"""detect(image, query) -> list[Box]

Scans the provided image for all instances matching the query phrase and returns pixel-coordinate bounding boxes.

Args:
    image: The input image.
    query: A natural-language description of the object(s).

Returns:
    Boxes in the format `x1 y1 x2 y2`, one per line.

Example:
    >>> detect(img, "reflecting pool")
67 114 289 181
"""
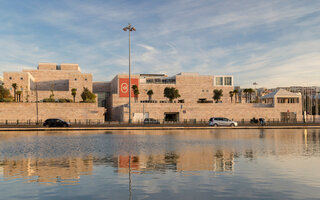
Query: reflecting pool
1 129 320 199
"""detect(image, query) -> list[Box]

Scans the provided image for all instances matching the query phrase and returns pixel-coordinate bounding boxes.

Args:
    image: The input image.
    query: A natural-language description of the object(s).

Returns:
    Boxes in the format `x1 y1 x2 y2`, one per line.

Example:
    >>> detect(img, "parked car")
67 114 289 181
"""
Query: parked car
43 118 70 127
144 118 160 124
209 117 238 127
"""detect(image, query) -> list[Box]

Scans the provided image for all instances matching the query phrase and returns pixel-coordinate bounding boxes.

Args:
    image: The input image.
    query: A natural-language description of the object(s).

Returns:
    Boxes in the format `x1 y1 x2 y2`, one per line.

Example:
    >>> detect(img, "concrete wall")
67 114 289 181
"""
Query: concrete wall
0 103 105 123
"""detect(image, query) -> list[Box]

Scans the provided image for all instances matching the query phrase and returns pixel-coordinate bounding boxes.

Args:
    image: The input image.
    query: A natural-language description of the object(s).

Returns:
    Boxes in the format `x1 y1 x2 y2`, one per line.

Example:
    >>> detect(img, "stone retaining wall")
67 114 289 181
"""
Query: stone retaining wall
0 103 105 123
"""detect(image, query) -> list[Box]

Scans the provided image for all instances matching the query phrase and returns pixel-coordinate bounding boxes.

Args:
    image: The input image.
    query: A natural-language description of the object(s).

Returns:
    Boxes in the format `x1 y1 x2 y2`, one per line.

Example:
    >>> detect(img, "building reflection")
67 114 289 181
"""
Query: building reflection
116 149 235 174
1 129 320 185
1 157 93 185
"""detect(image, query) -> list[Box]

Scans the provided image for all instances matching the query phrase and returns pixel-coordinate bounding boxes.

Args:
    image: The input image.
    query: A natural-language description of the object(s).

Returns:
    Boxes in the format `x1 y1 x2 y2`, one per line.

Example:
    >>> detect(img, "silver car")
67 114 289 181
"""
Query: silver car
209 117 238 127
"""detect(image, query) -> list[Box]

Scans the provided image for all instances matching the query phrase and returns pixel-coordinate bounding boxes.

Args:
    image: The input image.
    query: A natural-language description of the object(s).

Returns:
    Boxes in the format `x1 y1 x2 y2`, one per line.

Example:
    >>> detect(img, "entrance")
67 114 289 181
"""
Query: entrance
164 112 179 122
280 112 297 122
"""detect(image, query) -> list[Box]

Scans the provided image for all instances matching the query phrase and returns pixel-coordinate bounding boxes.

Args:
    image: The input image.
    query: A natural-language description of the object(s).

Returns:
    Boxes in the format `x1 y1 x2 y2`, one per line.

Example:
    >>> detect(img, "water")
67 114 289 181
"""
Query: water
0 129 320 199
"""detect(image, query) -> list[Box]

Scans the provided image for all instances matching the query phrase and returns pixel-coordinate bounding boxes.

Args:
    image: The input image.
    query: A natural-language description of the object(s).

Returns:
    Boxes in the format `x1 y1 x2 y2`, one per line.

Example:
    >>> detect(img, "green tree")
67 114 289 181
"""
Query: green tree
0 85 13 102
147 89 154 101
164 87 180 102
213 89 223 103
132 85 139 102
243 89 249 103
71 88 77 102
50 83 55 99
233 89 239 103
81 87 96 103
247 88 254 103
229 91 234 103
12 83 17 102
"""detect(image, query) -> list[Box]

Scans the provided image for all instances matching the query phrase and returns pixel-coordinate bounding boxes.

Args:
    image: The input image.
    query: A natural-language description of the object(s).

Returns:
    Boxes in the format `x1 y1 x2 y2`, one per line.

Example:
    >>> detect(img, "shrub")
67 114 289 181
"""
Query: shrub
58 98 72 103
81 87 96 103
0 85 13 102
43 98 55 102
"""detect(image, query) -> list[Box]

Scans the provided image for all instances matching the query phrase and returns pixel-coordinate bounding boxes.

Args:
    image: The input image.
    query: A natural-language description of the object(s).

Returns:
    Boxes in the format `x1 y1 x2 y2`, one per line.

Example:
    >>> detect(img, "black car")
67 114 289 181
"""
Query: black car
43 118 70 127
144 118 160 124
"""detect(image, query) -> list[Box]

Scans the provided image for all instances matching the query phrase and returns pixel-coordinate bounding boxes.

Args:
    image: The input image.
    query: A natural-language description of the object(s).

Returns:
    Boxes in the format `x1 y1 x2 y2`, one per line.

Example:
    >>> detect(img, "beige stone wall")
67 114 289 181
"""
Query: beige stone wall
118 102 302 122
0 103 105 123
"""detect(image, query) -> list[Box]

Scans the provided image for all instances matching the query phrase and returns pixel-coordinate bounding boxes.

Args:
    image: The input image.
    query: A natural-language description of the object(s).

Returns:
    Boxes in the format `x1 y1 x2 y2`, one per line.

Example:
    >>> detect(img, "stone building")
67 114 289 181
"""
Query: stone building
93 73 302 122
3 63 92 102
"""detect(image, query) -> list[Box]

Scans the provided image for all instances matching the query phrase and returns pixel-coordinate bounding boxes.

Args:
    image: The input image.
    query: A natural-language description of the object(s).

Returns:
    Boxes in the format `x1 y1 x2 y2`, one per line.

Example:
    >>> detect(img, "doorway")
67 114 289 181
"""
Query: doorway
164 112 179 122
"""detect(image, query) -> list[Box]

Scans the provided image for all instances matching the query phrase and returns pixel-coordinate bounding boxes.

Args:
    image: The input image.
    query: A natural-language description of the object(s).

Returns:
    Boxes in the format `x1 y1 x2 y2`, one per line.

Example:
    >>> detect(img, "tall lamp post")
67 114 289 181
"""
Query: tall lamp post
123 23 136 123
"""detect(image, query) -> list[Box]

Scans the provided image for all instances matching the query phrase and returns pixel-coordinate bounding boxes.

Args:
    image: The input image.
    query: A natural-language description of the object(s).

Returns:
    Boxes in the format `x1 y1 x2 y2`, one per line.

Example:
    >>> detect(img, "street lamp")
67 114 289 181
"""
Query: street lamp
123 23 136 123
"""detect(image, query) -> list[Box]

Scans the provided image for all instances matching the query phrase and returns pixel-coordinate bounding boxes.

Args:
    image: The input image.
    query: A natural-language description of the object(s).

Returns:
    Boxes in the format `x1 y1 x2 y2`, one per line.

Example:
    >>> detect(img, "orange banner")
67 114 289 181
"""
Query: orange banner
119 78 139 97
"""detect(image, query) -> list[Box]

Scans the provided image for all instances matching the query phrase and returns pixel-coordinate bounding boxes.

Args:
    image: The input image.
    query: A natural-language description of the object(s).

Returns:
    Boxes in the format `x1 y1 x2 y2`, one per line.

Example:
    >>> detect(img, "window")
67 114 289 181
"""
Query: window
75 78 77 81
20 77 23 80
56 65 61 70
85 78 87 81
224 77 232 86
9 77 12 80
216 77 223 85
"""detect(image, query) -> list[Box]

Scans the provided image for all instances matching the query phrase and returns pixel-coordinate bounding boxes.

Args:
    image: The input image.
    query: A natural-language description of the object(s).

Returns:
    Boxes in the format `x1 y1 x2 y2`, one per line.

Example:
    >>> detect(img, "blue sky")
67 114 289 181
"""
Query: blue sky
0 0 319 87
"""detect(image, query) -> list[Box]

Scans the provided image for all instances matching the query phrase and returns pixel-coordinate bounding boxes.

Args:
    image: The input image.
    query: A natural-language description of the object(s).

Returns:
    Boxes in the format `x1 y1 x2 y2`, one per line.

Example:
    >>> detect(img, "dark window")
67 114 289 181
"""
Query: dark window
9 77 12 80
20 77 23 80
75 78 77 81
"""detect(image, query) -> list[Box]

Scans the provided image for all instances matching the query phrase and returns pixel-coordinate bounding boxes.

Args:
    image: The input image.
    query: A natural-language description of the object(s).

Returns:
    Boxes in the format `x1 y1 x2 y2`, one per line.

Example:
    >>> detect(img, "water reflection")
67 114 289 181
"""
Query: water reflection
1 157 93 185
0 129 320 199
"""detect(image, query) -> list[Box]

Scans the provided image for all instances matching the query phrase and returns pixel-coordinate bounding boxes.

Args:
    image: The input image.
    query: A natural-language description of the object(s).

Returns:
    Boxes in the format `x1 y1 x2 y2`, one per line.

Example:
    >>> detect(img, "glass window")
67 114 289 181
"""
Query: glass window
216 77 223 85
224 77 232 85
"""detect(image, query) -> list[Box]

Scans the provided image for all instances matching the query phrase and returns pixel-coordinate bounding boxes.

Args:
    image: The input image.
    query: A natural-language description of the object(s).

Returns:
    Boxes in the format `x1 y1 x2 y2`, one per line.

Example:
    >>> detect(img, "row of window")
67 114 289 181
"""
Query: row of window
9 77 24 80
74 78 88 81
8 77 88 81
215 77 232 86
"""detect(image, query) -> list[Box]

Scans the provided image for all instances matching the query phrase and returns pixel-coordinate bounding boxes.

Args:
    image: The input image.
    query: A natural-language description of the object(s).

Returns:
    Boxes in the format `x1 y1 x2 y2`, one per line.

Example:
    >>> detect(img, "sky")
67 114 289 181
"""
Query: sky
0 0 319 88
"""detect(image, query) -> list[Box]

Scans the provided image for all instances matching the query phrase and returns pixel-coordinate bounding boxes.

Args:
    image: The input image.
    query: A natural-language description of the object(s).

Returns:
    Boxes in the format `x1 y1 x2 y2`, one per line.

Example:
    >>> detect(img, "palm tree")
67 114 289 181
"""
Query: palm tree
16 91 22 102
247 88 254 103
71 88 77 102
243 89 249 103
233 89 239 103
132 85 139 102
12 83 17 102
147 89 153 101
229 91 234 103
